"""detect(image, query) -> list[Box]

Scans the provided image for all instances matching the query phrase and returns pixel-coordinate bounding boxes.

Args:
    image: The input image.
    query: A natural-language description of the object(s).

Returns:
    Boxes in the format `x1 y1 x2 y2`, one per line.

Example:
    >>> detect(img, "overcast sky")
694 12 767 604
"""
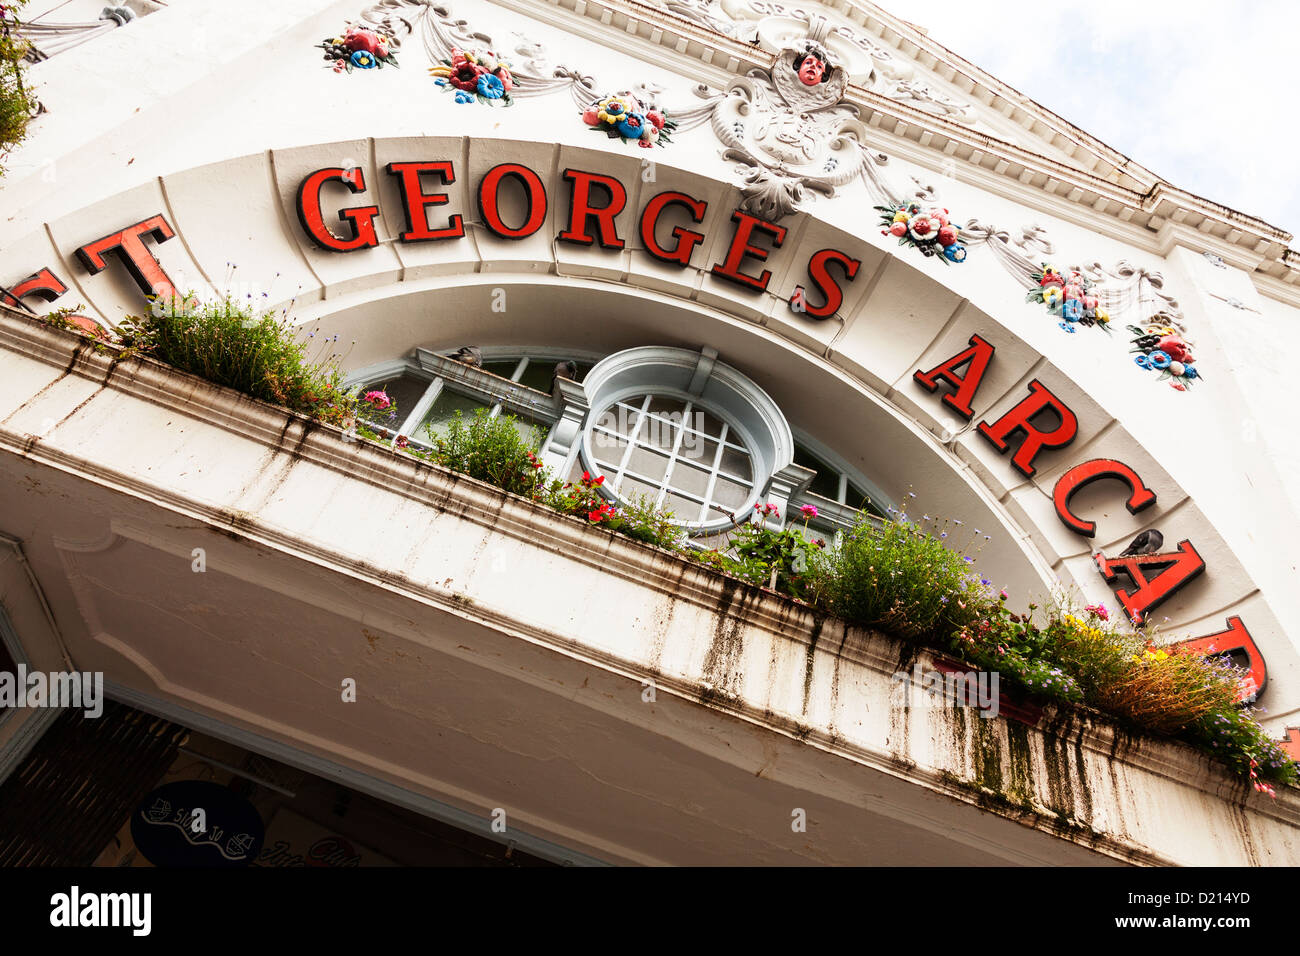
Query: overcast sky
890 0 1300 239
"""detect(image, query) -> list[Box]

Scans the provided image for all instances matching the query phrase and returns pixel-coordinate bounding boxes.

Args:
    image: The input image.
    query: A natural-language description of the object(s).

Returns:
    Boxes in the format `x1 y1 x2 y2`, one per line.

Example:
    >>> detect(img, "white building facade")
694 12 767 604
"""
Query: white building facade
1 0 1300 864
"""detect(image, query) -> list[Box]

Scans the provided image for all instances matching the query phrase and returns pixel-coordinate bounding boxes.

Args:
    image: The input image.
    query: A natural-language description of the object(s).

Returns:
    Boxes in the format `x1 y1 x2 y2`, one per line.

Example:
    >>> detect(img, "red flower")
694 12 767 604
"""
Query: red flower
450 61 486 91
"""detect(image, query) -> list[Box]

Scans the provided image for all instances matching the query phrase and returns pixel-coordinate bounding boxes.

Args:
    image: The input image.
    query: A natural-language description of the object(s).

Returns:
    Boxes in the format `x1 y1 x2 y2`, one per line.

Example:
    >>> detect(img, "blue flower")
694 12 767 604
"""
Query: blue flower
1134 354 1151 369
1058 322 1076 334
943 244 967 263
616 112 646 139
1148 349 1172 369
351 50 377 69
454 90 474 104
434 78 447 87
1184 365 1199 379
477 73 505 99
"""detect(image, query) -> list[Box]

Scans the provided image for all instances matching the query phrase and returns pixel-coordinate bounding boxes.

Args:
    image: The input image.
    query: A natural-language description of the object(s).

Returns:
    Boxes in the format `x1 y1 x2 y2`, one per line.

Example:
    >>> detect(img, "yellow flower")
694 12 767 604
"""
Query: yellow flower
893 211 909 223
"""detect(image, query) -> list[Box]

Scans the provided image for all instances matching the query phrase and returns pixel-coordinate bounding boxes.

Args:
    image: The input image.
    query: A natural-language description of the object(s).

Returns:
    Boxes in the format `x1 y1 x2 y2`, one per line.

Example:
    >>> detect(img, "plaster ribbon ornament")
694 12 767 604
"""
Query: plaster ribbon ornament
959 219 1043 287
711 28 872 220
355 0 718 125
1083 260 1188 333
648 0 979 124
582 93 677 148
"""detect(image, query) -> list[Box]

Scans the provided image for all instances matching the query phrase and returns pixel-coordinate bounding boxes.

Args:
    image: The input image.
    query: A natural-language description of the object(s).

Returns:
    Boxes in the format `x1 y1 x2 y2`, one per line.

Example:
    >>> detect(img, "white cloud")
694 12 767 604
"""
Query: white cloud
884 0 1300 237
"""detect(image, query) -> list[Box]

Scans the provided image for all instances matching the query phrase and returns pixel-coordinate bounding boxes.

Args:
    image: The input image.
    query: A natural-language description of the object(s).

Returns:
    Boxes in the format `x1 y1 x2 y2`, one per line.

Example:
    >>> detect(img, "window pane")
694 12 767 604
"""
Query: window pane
639 415 680 451
713 475 752 509
421 390 492 438
516 360 559 394
618 475 660 501
481 360 520 379
661 492 704 524
591 430 629 458
647 395 687 417
691 408 726 438
590 394 754 532
671 462 711 497
718 445 751 480
794 443 840 500
676 435 717 470
846 481 884 515
624 445 670 483
358 372 429 430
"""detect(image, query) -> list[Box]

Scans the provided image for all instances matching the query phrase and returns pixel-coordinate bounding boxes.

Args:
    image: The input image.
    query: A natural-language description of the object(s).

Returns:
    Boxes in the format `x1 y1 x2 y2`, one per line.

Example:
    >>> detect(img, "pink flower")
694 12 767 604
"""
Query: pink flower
363 390 392 410
1084 603 1110 621
800 505 819 519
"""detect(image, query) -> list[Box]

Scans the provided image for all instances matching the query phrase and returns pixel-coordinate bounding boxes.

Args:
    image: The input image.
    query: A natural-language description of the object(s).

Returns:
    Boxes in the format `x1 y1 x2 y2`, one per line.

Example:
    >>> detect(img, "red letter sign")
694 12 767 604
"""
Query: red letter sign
977 380 1078 478
710 211 787 291
557 169 626 249
75 215 180 301
1173 616 1267 702
1052 459 1157 537
2 267 68 312
477 163 548 240
913 335 995 420
296 168 381 252
639 191 707 267
385 161 464 243
790 249 860 319
1094 539 1206 625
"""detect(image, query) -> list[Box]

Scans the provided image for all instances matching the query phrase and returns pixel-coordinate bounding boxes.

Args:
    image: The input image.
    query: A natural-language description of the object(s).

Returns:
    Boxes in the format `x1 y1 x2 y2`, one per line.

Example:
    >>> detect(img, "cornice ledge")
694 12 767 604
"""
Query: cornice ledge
526 0 1300 300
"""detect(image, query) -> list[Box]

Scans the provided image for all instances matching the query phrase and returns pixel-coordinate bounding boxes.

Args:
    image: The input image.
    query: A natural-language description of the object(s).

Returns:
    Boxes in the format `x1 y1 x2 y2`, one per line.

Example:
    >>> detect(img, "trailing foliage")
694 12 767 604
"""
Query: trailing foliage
543 468 686 551
0 2 35 172
118 295 357 426
425 408 548 498
807 512 988 643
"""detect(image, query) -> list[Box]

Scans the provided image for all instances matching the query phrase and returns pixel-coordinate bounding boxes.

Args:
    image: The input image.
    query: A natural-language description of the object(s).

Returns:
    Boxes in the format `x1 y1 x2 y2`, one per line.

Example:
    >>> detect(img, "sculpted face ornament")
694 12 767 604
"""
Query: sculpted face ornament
796 50 827 86
710 36 868 220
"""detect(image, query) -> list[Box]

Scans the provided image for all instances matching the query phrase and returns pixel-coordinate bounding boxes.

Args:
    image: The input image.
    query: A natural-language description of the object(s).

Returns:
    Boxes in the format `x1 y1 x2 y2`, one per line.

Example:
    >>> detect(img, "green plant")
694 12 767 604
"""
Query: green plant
0 3 35 172
714 503 821 598
808 510 987 643
117 295 357 426
425 408 547 498
543 469 686 550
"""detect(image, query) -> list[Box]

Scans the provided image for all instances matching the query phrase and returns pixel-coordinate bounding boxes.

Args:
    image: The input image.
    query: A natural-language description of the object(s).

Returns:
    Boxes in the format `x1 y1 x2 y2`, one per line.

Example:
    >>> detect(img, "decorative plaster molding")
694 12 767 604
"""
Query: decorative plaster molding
493 0 1299 300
